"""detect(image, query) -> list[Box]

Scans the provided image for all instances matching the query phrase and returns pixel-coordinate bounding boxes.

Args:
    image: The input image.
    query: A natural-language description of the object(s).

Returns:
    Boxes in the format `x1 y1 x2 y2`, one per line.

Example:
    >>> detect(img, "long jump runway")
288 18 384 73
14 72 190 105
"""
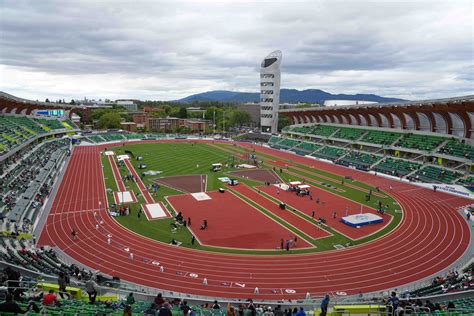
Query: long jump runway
38 142 471 300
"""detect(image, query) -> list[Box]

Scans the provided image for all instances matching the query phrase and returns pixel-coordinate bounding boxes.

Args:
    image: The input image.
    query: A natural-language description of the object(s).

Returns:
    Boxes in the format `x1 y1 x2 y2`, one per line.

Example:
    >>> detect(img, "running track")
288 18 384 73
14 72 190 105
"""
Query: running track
38 141 472 300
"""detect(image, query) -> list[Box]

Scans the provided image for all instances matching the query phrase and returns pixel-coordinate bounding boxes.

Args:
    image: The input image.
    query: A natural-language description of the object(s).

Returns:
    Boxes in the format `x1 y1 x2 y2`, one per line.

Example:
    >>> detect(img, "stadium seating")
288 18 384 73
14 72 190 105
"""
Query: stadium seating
412 166 463 184
0 116 27 153
456 176 474 186
397 134 446 152
5 116 46 135
337 151 382 170
287 125 313 134
101 134 126 142
311 146 348 160
332 127 367 141
360 130 402 145
307 125 339 137
292 141 323 155
438 140 474 160
1 139 70 224
268 136 282 146
0 115 74 155
34 118 66 131
374 158 422 177
272 138 300 150
85 133 169 143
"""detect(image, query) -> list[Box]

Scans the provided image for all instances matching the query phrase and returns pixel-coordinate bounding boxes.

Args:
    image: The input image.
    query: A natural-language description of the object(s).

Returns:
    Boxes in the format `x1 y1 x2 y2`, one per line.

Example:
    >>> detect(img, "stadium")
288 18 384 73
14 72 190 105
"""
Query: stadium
1 0 473 314
0 87 473 315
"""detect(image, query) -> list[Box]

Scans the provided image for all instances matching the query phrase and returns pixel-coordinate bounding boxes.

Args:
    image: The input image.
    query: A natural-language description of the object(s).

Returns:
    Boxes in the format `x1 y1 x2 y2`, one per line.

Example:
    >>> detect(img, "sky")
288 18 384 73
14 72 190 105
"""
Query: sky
0 0 473 101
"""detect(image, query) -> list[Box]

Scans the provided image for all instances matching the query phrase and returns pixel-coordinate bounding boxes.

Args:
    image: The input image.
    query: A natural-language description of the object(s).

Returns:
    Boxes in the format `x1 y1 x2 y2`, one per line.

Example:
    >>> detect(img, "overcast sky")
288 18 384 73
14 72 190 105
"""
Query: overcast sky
0 0 473 101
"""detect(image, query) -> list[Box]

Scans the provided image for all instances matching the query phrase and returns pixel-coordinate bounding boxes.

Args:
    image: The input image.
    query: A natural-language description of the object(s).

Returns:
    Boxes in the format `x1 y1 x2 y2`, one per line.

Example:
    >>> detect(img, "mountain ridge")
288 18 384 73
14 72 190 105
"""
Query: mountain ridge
176 89 406 104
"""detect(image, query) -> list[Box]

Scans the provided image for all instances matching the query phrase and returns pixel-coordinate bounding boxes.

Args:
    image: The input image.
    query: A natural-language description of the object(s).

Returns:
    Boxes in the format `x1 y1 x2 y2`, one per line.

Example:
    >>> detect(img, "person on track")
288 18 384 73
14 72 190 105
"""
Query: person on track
71 229 77 241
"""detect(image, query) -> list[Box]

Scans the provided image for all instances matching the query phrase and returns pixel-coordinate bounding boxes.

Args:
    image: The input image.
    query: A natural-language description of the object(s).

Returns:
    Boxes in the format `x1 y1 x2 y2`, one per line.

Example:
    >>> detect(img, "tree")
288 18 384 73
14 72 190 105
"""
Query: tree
161 104 171 116
45 98 50 103
178 107 188 118
97 112 121 129
70 99 76 105
278 115 292 131
229 109 252 128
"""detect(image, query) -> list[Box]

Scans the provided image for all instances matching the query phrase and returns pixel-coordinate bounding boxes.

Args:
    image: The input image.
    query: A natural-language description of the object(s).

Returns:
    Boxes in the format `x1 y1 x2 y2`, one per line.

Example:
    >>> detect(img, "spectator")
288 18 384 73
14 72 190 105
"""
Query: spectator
57 271 70 299
159 302 173 316
387 292 399 316
264 306 274 316
212 300 221 309
274 305 284 316
123 304 132 316
181 300 190 316
85 278 98 304
42 289 58 306
154 293 165 307
126 292 135 305
144 303 158 316
320 294 330 316
295 307 306 316
0 293 26 314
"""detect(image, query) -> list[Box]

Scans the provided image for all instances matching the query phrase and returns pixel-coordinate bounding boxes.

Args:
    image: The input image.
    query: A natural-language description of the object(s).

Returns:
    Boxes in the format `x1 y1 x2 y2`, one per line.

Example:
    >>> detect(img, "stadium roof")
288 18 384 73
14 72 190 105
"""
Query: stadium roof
279 95 474 112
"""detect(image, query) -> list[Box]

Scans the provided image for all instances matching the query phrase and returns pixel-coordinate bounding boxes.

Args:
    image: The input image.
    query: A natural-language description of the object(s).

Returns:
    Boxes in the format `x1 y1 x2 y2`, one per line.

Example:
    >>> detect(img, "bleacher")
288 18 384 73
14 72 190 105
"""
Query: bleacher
307 125 339 137
34 118 66 131
311 146 348 161
412 166 463 184
337 151 382 170
456 176 474 186
332 127 367 141
101 134 126 142
6 116 46 135
0 116 26 153
438 140 474 160
360 130 402 145
287 125 313 134
397 134 446 152
0 115 74 155
273 138 300 150
374 158 422 177
1 139 70 223
268 136 282 147
292 141 323 155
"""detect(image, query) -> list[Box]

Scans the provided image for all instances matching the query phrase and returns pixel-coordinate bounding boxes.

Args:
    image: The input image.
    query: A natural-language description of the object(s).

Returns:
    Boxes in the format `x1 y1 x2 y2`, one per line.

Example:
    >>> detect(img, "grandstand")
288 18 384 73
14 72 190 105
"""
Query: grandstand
0 114 78 158
276 122 472 184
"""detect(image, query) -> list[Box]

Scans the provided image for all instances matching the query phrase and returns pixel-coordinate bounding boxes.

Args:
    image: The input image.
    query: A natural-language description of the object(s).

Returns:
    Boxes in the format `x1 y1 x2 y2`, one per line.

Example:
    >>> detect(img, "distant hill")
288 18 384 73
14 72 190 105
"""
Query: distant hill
176 89 406 104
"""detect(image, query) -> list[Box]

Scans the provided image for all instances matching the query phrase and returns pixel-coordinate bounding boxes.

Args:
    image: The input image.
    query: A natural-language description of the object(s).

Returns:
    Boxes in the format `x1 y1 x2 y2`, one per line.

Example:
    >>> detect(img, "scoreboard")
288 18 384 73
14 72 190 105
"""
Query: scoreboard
35 109 65 117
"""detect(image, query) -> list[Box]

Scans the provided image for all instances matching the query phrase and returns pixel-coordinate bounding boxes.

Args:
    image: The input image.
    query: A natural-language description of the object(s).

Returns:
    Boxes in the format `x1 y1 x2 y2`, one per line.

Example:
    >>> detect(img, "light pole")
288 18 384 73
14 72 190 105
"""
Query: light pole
222 110 225 137
202 111 205 135
213 111 216 134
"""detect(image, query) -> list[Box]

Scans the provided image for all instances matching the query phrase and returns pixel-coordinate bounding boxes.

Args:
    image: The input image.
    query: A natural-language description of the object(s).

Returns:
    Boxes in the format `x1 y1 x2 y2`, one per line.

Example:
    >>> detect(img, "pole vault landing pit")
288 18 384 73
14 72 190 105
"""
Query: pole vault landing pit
153 175 207 193
228 169 281 184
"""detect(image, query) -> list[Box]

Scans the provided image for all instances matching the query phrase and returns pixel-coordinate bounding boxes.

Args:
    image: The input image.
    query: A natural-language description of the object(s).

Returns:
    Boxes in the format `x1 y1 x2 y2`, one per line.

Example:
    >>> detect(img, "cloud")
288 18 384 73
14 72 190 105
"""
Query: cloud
0 0 472 101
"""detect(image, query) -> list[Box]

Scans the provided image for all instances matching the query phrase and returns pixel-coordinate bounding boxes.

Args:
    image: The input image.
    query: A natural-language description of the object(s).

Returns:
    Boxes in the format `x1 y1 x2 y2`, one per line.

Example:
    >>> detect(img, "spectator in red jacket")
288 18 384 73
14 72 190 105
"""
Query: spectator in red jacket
42 290 58 306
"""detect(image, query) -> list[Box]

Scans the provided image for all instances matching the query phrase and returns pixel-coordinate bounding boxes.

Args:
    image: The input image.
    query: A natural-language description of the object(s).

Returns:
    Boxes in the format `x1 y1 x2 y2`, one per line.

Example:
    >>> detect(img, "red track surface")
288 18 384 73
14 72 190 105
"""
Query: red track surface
230 184 331 240
39 142 472 300
108 155 126 192
167 191 312 249
258 184 391 240
124 159 154 204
